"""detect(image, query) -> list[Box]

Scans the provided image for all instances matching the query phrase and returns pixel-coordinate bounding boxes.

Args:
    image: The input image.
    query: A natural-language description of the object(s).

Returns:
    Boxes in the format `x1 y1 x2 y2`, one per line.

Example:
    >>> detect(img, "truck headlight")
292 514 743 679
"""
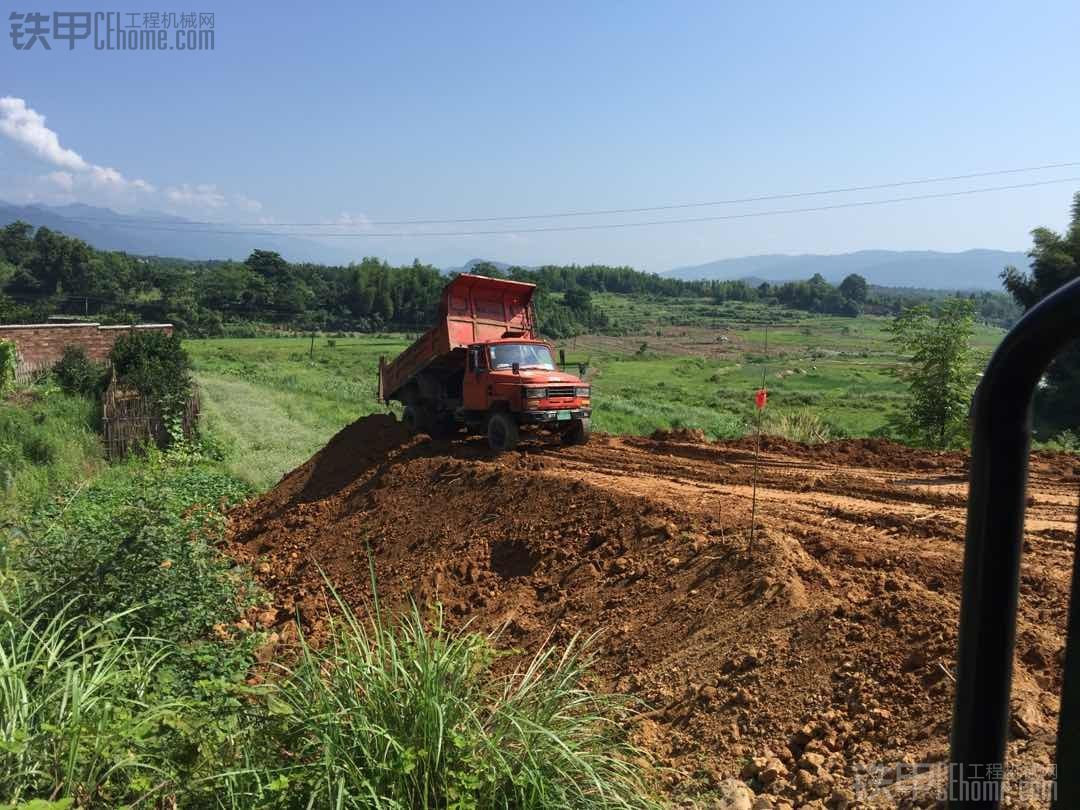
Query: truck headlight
525 387 546 399
575 386 590 397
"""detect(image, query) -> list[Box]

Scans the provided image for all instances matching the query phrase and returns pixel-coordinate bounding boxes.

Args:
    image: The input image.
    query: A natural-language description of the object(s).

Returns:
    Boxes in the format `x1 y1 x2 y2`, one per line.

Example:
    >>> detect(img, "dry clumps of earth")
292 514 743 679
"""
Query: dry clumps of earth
226 414 1078 808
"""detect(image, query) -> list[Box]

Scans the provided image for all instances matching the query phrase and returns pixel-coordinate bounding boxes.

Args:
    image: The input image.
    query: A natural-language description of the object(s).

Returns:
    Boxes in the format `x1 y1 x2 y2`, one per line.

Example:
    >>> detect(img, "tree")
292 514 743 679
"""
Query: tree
0 221 34 266
889 298 977 448
470 261 505 278
839 273 868 305
110 331 192 404
562 287 593 312
1001 191 1080 433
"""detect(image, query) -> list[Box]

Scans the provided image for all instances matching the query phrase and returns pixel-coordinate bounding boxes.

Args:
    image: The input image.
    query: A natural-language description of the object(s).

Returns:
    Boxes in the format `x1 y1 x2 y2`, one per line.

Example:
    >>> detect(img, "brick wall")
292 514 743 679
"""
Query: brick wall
0 322 174 376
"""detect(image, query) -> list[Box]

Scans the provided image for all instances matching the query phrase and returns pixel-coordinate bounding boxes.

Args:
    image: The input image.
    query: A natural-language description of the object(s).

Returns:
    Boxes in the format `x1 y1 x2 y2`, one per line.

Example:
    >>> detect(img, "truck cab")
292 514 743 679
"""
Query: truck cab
464 339 591 448
378 274 592 451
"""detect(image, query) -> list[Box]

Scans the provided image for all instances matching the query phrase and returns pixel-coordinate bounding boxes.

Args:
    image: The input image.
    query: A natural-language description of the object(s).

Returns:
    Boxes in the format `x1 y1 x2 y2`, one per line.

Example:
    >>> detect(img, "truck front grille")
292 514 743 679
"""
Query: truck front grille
546 386 575 398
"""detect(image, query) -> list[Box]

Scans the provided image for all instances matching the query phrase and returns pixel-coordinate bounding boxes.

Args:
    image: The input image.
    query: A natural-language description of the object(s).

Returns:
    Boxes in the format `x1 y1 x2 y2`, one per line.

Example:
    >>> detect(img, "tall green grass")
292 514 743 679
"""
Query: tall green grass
0 585 192 806
217 594 659 810
2 580 661 808
0 387 102 522
763 409 834 443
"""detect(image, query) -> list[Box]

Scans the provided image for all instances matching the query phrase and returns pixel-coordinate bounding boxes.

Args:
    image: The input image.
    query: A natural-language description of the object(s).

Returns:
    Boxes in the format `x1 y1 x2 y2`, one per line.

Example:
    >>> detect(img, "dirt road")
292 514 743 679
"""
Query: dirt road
227 416 1079 808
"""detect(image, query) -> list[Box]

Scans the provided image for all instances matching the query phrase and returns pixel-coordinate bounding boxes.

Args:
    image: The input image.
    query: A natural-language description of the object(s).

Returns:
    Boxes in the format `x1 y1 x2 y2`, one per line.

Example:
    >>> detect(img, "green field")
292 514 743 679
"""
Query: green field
187 313 1006 487
188 335 410 488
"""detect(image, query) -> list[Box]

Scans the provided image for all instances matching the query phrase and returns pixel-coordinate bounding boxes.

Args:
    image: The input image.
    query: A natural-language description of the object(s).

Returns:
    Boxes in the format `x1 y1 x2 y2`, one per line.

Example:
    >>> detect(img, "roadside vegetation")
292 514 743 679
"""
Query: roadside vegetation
887 299 978 448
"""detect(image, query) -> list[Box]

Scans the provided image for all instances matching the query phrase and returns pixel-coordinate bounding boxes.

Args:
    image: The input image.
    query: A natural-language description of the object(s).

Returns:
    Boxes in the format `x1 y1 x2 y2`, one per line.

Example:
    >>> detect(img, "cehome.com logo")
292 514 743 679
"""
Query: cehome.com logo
10 11 215 51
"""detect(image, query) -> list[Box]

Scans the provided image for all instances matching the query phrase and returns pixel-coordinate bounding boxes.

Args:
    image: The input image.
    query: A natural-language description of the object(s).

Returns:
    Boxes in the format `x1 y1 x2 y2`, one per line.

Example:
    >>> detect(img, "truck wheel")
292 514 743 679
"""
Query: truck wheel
486 412 519 451
562 417 591 445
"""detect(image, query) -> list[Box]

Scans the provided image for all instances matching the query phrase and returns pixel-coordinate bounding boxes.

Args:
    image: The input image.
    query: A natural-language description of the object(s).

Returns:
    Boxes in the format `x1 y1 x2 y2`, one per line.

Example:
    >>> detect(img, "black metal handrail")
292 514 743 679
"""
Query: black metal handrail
949 275 1080 808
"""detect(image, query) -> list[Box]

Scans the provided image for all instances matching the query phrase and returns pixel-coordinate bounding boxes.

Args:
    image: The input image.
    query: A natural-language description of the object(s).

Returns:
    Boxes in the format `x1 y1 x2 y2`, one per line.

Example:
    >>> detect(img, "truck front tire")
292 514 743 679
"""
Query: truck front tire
562 417 591 445
487 412 519 451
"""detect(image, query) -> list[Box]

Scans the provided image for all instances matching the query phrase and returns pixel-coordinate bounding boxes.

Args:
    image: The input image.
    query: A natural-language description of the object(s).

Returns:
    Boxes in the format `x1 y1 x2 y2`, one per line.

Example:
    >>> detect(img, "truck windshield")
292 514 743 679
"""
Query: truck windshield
489 343 555 370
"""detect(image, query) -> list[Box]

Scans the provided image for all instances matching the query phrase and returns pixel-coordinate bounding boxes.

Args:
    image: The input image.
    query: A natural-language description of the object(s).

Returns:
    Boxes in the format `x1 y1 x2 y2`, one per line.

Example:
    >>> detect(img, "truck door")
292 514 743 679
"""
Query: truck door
463 345 489 411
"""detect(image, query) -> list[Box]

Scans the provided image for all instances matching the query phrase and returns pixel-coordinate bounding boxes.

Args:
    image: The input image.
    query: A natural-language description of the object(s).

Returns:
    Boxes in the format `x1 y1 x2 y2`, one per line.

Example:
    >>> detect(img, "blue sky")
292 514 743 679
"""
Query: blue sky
2 0 1079 270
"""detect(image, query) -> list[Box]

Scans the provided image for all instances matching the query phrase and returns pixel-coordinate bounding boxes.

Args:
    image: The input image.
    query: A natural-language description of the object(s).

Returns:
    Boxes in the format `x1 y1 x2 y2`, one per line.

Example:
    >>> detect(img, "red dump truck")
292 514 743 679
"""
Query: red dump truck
378 274 591 451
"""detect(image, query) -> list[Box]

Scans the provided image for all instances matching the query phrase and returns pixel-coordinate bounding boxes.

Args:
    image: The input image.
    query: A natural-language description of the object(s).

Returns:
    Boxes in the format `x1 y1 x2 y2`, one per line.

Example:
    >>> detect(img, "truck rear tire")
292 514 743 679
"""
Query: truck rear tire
487 412 519 451
562 417 591 445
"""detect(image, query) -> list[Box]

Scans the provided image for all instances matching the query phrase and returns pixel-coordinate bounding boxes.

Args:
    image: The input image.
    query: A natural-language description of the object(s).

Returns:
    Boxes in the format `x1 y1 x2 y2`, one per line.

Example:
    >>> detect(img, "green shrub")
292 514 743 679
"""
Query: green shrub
109 331 192 405
13 462 252 641
217 594 659 810
0 339 16 396
1042 429 1080 452
52 345 106 399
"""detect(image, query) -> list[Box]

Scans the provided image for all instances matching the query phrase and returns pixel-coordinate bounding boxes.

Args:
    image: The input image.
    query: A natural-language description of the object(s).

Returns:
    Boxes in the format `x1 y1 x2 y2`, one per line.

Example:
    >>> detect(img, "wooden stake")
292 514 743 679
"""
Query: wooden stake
749 323 769 554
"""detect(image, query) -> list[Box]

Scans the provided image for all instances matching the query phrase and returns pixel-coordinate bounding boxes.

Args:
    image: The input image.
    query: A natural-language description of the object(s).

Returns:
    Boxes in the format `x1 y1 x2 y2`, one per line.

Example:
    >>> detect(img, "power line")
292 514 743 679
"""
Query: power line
49 176 1080 238
39 161 1080 228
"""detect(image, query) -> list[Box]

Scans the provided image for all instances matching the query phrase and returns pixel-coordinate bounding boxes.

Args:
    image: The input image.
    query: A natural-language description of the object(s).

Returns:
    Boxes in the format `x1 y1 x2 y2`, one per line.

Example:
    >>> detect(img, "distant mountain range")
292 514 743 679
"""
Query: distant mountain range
664 249 1028 290
0 202 1028 290
0 201 360 265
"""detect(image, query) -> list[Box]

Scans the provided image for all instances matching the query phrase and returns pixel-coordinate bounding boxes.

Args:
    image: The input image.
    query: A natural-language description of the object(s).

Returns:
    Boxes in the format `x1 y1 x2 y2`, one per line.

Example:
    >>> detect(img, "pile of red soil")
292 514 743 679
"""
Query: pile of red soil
226 415 1076 808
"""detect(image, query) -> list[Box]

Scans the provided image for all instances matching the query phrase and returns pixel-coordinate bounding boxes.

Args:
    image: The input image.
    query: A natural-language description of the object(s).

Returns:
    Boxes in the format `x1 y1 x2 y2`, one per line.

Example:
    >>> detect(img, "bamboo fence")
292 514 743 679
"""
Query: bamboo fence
101 378 200 459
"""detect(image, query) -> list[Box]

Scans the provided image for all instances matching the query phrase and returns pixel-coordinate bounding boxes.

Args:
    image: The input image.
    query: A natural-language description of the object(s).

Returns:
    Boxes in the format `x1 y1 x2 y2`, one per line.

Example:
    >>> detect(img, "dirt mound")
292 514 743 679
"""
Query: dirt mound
227 417 1077 806
650 426 709 444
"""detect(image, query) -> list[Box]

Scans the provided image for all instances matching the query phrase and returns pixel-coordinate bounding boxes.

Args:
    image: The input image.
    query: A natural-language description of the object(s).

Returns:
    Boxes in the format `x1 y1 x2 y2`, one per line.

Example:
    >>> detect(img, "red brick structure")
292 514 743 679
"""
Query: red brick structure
0 322 173 380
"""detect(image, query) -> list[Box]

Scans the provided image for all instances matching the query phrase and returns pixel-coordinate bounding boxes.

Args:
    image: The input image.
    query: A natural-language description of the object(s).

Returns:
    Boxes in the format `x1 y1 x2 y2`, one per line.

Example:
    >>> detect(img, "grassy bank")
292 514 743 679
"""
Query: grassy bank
0 387 102 523
189 336 408 488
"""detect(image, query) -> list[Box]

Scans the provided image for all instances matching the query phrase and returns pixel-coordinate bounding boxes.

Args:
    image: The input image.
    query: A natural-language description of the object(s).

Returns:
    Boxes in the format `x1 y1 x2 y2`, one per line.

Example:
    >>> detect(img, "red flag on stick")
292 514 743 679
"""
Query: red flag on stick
755 388 768 410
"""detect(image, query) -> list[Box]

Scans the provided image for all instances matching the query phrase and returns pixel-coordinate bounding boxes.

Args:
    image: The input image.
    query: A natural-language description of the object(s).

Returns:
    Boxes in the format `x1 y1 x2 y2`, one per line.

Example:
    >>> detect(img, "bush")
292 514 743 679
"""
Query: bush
109 331 192 405
0 339 16 396
216 595 659 809
1042 429 1080 452
13 462 252 641
52 345 106 399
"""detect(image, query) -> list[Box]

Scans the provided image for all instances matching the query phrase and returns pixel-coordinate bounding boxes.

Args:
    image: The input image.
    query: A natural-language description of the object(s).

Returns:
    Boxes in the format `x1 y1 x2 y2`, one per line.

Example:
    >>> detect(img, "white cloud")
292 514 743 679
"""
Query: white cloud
164 183 227 208
88 165 124 186
46 170 74 191
234 193 263 212
0 96 154 196
0 97 87 171
0 97 266 217
331 211 372 229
